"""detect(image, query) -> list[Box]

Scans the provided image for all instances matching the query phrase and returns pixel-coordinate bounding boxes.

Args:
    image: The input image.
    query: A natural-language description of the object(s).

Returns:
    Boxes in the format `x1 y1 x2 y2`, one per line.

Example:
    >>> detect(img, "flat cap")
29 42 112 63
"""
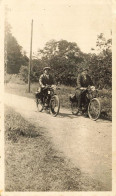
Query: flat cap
43 67 51 71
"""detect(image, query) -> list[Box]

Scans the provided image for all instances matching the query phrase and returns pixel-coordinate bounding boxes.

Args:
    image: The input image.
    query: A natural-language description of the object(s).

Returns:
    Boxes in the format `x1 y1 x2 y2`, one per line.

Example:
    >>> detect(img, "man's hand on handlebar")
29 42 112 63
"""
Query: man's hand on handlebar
44 84 51 89
80 87 87 90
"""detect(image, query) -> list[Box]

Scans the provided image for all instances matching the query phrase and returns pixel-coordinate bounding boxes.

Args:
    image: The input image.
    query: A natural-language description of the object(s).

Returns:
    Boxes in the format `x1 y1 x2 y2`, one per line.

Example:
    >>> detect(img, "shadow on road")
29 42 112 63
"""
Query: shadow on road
58 112 111 123
58 112 79 119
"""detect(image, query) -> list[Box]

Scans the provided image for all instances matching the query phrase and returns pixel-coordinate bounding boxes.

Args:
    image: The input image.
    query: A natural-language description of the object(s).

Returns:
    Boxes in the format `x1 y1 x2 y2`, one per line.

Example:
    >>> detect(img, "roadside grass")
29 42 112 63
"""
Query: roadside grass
5 106 104 191
98 89 112 121
5 78 112 121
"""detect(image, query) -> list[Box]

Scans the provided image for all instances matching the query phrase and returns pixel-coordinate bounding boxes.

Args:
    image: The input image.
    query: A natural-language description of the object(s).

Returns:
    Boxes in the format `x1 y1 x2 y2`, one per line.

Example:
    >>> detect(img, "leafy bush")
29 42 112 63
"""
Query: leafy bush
19 59 42 83
19 66 28 83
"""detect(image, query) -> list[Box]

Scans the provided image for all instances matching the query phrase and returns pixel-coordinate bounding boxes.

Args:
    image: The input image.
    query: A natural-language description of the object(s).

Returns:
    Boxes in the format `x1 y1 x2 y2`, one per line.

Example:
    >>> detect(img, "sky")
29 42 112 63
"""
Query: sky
5 0 112 56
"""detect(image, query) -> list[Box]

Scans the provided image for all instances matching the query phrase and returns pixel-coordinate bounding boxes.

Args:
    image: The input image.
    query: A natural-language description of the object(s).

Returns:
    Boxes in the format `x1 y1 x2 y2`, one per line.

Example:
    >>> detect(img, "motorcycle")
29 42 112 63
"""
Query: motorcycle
35 85 60 117
69 86 101 120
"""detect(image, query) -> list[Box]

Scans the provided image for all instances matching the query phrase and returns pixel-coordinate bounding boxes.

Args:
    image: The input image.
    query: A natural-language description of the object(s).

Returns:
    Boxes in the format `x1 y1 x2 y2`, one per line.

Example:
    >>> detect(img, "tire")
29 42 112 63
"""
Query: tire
50 95 60 117
36 98 43 112
88 98 101 120
71 102 79 115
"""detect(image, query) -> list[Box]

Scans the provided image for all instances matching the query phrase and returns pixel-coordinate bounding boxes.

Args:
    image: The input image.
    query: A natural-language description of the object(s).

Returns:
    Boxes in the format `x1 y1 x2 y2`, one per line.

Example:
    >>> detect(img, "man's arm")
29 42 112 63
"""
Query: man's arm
39 74 45 88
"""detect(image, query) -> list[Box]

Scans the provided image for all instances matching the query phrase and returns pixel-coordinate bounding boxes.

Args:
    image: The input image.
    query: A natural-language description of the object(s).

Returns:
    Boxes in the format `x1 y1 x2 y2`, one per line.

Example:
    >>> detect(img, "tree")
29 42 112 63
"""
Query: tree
5 21 29 74
37 39 83 85
31 59 43 82
87 34 112 89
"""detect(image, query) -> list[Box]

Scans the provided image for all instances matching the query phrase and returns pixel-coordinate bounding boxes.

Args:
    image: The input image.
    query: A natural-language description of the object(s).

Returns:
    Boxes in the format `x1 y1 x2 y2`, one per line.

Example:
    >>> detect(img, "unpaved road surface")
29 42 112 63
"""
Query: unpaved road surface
4 93 112 190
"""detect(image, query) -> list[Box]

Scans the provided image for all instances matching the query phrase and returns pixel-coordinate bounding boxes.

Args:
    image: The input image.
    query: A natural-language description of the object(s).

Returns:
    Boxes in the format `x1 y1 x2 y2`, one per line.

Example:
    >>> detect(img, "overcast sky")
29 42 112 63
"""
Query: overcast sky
5 0 112 56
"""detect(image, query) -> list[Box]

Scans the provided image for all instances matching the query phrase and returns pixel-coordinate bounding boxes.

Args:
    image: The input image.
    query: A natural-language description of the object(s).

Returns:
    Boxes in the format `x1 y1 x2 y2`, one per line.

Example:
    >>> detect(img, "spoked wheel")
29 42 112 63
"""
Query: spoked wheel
50 95 60 117
36 98 43 112
71 102 79 115
88 98 101 120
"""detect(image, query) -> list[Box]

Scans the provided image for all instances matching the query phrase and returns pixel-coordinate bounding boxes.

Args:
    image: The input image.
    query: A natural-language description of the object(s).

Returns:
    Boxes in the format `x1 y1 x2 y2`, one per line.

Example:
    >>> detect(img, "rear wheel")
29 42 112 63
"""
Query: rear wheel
36 98 43 112
71 102 79 115
50 95 60 117
88 98 101 120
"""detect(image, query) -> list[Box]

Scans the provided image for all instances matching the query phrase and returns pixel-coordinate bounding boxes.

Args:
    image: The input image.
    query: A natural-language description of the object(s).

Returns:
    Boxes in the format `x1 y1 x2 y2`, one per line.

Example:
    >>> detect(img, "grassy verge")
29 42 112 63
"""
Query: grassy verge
5 106 104 191
5 80 112 121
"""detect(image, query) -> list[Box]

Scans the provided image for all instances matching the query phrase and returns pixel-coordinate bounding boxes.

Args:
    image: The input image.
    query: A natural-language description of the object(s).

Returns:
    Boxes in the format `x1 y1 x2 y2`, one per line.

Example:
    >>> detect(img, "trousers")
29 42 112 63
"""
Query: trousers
75 89 86 109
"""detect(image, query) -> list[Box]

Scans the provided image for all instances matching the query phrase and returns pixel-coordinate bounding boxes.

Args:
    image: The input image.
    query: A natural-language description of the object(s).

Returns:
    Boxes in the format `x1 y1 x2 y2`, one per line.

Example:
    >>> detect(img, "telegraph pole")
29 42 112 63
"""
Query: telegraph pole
28 19 33 92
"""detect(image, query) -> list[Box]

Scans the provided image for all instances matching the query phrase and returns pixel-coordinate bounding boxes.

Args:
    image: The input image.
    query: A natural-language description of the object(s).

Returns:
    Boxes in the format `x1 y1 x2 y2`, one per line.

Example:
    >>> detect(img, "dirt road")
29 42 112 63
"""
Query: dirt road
4 93 112 190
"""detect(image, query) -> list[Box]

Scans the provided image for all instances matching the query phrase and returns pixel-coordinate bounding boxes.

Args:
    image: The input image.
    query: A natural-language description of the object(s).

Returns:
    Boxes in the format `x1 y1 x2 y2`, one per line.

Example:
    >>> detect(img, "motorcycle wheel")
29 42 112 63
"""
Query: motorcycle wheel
36 98 43 112
71 102 79 115
88 98 101 120
50 95 60 117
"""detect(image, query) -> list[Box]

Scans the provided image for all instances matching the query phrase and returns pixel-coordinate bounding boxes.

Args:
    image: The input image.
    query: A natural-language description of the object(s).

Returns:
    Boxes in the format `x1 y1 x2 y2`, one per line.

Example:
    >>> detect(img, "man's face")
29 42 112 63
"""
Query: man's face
44 69 50 75
82 70 87 75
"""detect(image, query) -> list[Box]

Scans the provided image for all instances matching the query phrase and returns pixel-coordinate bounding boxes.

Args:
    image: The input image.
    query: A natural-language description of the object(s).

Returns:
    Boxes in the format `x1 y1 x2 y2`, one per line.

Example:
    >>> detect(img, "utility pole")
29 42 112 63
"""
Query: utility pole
28 19 33 92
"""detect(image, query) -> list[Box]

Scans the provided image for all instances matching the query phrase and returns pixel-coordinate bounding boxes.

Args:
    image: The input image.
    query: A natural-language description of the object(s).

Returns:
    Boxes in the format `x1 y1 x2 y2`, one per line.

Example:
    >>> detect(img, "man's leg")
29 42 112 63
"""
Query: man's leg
40 88 45 104
42 88 48 106
75 89 82 110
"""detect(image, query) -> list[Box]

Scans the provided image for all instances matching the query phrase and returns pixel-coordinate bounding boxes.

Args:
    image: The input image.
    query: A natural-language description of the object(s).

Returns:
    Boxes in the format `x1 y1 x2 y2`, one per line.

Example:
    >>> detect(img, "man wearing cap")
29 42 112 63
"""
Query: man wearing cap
75 67 93 112
39 67 54 105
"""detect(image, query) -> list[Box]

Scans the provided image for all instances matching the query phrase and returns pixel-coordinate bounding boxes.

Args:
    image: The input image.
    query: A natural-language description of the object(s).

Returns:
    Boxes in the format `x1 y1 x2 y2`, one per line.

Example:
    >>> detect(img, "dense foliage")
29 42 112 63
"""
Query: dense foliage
36 36 112 89
5 22 112 89
85 34 112 89
37 40 83 86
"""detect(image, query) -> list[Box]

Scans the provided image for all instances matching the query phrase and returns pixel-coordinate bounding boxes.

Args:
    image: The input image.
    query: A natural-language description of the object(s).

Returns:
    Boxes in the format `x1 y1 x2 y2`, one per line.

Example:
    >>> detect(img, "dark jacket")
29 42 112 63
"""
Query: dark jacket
77 73 93 88
39 74 54 88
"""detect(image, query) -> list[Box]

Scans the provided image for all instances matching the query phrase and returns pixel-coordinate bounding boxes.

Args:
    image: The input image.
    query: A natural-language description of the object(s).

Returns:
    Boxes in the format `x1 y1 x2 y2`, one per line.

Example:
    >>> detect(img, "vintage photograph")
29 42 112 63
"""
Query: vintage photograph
3 0 112 192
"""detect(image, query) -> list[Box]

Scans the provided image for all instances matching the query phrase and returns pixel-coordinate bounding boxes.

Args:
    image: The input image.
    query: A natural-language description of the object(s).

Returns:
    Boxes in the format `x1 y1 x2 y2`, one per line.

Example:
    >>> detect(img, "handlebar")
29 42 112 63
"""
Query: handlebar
80 87 87 90
44 85 51 89
80 86 96 91
43 85 60 90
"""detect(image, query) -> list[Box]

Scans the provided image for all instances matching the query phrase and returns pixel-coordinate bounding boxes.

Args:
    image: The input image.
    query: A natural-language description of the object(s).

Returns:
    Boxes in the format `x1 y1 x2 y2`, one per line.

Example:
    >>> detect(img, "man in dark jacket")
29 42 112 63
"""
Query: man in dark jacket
75 67 93 111
39 67 54 87
38 67 54 105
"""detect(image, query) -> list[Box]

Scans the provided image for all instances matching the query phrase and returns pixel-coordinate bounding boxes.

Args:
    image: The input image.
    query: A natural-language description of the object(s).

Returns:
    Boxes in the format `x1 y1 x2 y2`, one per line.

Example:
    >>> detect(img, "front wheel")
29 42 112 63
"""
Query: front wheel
36 98 43 112
88 98 101 120
50 95 60 117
